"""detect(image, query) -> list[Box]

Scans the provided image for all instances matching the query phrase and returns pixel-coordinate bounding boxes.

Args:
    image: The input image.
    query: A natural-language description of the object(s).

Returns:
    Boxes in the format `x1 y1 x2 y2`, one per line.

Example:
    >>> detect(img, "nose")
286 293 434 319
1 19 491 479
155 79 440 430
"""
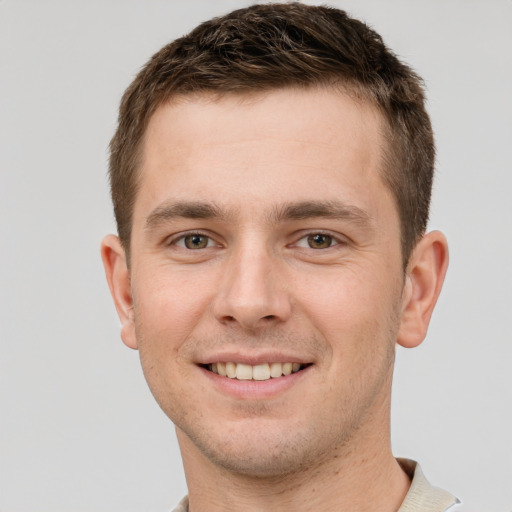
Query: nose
212 244 292 330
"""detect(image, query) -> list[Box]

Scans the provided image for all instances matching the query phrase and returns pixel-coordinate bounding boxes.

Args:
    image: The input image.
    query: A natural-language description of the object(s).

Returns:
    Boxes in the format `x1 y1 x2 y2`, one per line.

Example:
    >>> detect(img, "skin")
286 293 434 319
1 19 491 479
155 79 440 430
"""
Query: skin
102 87 448 511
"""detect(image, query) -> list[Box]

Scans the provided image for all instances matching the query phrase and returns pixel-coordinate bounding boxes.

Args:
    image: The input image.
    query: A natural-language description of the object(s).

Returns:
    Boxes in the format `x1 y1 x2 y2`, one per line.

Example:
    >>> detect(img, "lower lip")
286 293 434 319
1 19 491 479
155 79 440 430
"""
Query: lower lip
199 365 312 400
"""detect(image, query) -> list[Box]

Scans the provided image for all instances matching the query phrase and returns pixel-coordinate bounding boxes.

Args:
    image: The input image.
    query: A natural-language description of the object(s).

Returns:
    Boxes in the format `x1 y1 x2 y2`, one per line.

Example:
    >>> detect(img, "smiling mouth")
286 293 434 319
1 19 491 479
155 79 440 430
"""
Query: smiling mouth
202 362 310 381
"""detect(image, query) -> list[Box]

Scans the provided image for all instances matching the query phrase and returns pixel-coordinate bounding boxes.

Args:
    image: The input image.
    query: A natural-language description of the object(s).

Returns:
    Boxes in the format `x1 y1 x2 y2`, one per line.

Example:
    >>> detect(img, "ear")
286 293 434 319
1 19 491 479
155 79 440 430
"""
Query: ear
101 235 138 350
397 230 449 349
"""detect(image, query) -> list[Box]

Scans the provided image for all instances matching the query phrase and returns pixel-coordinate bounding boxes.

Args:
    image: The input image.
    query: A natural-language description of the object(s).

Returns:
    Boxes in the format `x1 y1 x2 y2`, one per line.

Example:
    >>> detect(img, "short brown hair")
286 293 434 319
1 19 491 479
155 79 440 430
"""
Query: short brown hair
109 2 434 265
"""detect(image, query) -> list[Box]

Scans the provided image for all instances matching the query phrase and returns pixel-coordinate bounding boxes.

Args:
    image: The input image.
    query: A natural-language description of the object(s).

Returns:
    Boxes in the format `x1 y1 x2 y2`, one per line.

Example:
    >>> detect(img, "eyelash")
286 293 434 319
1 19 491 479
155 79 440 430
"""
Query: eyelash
169 231 219 250
293 231 344 250
168 231 345 250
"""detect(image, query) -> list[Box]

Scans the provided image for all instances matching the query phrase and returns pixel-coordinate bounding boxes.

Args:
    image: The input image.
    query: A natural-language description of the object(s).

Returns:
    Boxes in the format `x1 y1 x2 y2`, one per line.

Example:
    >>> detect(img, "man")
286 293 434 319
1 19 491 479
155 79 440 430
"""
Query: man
101 3 459 510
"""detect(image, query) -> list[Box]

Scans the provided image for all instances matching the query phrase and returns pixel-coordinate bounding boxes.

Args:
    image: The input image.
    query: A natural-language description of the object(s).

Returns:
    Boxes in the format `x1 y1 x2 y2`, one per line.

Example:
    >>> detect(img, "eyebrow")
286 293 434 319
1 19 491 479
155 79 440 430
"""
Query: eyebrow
145 200 230 230
145 199 372 230
269 200 372 226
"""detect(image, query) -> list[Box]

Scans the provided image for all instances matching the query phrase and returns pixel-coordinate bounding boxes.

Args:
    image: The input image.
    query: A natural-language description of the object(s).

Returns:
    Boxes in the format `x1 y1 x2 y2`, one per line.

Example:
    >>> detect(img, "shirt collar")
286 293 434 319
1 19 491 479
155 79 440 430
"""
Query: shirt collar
397 458 460 512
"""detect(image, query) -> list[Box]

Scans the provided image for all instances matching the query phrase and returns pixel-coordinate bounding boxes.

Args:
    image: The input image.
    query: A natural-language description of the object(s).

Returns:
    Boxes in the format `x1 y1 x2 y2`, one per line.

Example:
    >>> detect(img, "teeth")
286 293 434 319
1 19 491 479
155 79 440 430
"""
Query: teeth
253 363 270 381
270 362 283 378
226 362 237 379
236 363 253 380
282 362 292 376
208 362 304 381
217 362 227 377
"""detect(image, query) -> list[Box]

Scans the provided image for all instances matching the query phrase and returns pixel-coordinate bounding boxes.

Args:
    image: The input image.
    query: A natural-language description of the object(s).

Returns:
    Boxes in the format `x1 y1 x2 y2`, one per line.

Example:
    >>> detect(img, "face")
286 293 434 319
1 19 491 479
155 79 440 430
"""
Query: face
120 88 408 477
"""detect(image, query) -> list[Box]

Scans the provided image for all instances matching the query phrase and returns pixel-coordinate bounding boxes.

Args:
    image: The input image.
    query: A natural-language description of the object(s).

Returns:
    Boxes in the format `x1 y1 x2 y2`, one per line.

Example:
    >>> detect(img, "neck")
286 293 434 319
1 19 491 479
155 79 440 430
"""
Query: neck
177 395 410 512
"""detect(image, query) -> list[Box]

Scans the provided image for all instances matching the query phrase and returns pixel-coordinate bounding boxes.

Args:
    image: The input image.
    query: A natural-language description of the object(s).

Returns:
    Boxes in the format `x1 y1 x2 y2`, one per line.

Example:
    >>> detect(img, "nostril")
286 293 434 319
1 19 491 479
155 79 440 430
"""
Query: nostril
263 315 276 320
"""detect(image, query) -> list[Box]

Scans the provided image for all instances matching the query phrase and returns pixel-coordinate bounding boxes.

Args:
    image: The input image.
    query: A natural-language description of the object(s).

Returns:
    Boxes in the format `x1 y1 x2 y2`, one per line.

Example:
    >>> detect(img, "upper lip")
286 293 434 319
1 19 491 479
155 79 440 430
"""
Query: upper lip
196 351 313 366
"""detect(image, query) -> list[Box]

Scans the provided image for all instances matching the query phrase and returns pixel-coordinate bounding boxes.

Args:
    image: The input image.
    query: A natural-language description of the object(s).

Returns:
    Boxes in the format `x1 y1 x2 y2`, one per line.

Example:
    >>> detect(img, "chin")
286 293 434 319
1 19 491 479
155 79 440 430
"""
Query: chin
178 416 354 480
201 440 318 479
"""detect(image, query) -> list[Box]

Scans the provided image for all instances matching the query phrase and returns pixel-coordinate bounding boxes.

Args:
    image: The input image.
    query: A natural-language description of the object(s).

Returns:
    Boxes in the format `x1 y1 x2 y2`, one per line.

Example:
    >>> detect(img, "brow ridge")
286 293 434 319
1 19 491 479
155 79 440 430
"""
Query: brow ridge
145 199 372 231
270 200 372 224
145 201 228 230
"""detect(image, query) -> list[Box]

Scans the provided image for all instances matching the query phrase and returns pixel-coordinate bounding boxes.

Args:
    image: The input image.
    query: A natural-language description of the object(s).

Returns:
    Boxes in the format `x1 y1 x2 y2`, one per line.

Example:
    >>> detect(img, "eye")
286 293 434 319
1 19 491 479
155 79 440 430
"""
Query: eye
307 233 334 249
296 233 338 249
175 234 215 250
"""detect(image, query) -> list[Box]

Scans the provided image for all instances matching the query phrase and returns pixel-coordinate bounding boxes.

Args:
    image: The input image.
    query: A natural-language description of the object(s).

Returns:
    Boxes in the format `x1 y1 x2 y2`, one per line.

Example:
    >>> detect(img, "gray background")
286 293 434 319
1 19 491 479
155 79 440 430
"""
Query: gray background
1 1 511 511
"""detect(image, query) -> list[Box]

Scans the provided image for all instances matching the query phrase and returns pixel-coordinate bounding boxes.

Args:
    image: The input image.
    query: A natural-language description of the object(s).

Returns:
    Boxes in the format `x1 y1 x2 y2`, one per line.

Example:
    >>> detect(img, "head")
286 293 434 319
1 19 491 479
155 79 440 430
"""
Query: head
102 3 448 481
109 2 434 268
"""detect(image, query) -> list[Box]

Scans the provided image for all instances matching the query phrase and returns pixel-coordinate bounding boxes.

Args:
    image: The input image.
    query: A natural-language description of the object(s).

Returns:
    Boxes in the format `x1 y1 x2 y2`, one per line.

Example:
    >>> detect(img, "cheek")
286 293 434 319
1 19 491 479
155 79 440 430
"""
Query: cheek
296 265 401 355
132 269 213 419
135 266 214 332
298 264 388 316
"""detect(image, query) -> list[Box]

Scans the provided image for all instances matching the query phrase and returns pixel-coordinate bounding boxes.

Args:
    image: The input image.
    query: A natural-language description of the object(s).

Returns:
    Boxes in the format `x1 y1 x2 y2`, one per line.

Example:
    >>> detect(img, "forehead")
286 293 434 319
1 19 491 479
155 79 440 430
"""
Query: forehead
136 87 391 222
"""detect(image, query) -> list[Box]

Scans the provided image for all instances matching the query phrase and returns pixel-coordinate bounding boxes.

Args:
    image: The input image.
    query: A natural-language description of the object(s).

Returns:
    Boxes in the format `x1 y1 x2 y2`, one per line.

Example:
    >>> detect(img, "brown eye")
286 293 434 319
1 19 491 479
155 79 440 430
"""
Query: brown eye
307 234 333 249
183 234 210 249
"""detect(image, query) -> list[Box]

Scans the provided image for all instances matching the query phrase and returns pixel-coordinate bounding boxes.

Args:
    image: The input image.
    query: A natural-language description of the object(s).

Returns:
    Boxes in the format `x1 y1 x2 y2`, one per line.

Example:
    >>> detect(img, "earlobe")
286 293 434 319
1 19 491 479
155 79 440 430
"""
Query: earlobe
100 235 138 350
397 231 449 349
